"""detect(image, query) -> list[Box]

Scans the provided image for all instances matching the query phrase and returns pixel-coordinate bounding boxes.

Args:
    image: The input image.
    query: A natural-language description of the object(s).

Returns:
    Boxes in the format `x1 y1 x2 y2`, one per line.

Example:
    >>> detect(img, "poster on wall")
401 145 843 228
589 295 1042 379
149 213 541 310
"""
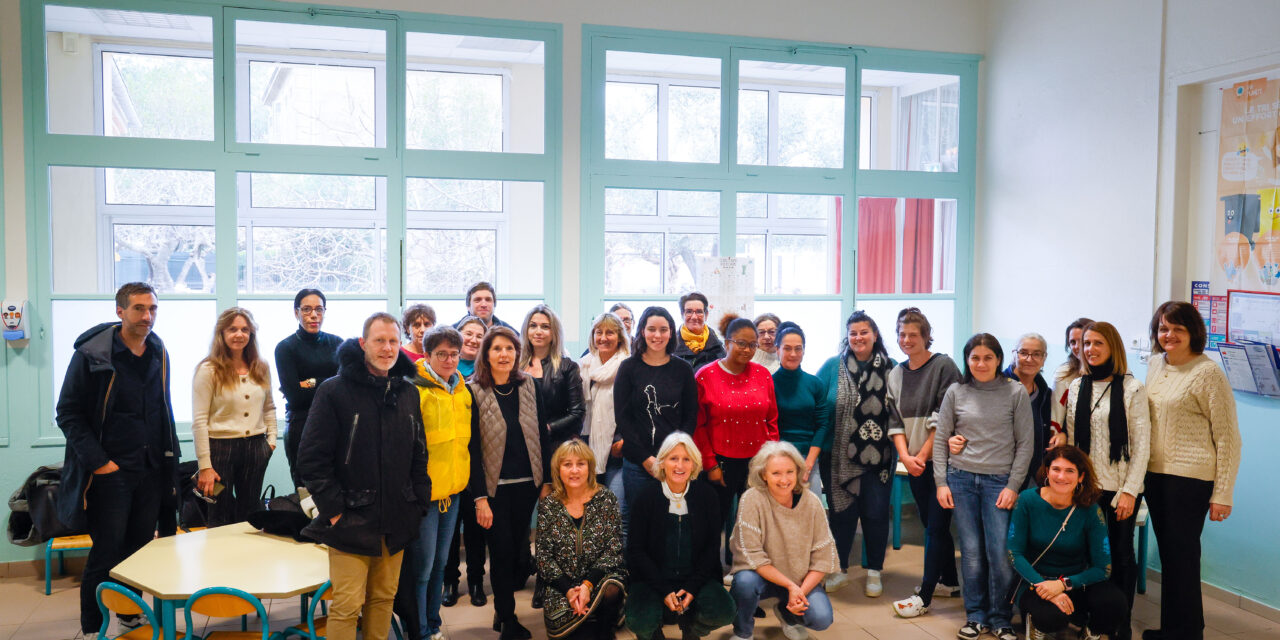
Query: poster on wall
697 256 754 333
1213 77 1280 293
1191 281 1228 350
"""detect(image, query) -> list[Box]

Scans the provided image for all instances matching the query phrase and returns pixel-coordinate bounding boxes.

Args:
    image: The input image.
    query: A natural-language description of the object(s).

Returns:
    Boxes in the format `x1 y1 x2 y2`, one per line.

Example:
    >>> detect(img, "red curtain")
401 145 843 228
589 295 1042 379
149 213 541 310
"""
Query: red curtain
902 198 935 293
857 198 896 294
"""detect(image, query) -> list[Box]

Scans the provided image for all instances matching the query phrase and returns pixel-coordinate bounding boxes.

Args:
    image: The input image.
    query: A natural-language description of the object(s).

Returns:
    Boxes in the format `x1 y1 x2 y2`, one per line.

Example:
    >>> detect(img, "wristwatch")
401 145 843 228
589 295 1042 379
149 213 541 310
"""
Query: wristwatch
1060 576 1073 592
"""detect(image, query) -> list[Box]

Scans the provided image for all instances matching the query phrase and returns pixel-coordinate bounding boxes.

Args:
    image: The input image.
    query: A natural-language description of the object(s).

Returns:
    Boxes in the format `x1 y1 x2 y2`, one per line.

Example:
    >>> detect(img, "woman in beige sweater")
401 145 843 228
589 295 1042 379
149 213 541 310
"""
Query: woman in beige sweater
192 307 277 526
729 441 838 640
1142 301 1240 640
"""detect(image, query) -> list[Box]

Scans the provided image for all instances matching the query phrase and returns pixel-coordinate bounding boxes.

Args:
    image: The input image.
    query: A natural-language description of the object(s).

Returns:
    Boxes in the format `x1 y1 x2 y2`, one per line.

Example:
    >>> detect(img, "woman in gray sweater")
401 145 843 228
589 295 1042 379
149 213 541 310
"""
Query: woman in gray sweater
934 333 1034 640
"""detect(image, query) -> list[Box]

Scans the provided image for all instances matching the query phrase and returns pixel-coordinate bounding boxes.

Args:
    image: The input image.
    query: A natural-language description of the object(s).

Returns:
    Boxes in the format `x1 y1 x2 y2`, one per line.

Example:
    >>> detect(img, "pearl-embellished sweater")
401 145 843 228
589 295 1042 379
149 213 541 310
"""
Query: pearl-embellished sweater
192 361 278 469
694 361 779 461
1145 353 1241 505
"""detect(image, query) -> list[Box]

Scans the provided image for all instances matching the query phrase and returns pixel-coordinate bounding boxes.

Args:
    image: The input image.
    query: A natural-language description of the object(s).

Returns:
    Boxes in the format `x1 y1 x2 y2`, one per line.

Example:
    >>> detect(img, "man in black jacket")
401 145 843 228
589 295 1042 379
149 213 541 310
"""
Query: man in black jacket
671 291 726 373
298 312 430 640
56 282 180 639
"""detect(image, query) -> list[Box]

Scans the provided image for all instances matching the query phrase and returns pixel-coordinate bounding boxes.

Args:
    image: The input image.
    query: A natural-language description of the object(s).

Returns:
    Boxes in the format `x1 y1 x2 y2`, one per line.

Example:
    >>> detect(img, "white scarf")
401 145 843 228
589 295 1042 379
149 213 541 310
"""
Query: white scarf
581 350 624 473
661 480 689 515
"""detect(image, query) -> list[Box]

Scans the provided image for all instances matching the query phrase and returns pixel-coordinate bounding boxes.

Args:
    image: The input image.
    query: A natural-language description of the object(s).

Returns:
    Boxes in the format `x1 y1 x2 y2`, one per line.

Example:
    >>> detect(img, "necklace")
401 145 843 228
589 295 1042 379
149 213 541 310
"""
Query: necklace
494 383 514 396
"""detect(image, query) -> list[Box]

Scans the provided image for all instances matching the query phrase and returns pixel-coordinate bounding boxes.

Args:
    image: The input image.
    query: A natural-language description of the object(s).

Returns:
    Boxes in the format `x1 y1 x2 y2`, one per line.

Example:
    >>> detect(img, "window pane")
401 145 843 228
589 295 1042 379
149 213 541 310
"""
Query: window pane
606 51 721 162
605 188 657 216
405 31 544 153
45 6 214 138
856 197 957 294
769 235 828 294
859 95 872 170
736 192 767 219
406 229 496 295
51 166 217 295
776 194 837 219
236 20 384 147
737 193 839 294
666 233 718 294
407 179 502 212
246 226 378 294
666 190 719 217
250 173 376 209
605 82 657 160
736 90 768 165
736 234 765 294
604 232 662 295
777 92 844 168
752 300 843 369
861 70 960 172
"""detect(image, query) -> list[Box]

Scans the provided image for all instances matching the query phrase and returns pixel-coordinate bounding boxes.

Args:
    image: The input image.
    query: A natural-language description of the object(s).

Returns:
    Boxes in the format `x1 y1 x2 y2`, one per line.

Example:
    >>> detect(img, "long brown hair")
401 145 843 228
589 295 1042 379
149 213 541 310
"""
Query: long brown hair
472 326 525 389
1035 445 1102 508
201 307 270 393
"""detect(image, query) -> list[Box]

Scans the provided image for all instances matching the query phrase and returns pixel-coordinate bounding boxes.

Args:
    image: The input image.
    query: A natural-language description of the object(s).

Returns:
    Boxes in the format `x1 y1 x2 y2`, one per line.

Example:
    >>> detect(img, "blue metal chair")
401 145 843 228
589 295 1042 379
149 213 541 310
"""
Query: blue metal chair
276 581 405 640
184 586 270 640
96 581 185 640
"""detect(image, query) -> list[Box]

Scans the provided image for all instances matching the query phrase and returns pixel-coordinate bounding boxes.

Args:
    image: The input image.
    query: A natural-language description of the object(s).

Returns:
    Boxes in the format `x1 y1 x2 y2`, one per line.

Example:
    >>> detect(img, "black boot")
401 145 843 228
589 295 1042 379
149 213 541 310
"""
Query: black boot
441 583 459 607
498 617 532 640
470 583 488 607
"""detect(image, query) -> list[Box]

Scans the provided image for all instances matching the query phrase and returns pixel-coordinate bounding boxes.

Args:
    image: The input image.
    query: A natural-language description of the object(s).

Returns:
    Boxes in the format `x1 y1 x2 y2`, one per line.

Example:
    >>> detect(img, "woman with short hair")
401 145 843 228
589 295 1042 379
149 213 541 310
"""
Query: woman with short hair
750 313 782 373
401 304 437 363
770 322 828 496
1004 332 1054 486
275 288 342 489
728 441 837 640
443 315 490 607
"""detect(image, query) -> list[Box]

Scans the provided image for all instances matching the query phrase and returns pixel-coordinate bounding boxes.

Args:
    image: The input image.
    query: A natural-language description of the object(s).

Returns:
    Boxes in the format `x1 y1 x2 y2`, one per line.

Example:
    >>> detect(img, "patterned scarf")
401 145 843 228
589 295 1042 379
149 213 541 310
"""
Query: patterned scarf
830 349 893 513
472 379 542 497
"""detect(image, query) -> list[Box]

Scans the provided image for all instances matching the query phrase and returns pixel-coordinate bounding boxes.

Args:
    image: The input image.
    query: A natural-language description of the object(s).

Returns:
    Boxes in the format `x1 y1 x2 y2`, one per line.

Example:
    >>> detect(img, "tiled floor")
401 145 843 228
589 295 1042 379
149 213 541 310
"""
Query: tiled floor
4 521 1278 640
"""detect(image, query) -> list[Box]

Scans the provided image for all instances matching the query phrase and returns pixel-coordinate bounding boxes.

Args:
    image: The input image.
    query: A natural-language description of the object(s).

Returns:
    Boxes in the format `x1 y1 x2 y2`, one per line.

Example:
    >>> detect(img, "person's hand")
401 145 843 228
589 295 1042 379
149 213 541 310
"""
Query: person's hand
475 498 494 529
901 455 925 476
785 584 809 615
93 461 119 475
329 513 342 525
1051 592 1074 615
1115 493 1137 521
269 444 276 451
948 434 967 455
996 487 1018 510
197 468 221 496
937 486 954 509
539 484 553 499
1048 432 1067 449
677 590 693 612
1033 579 1066 600
707 466 726 487
569 584 591 615
663 591 684 613
610 440 624 458
1209 503 1232 522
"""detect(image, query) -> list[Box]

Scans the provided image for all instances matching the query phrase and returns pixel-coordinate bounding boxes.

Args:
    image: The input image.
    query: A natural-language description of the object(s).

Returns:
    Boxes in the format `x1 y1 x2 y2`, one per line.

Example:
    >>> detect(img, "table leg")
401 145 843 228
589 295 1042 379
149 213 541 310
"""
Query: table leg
162 599 177 640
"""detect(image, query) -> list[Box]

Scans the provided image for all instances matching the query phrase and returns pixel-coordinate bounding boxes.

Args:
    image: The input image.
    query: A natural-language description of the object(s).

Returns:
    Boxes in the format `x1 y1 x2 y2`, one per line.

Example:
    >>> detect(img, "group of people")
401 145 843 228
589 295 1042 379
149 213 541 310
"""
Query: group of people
55 280 1240 640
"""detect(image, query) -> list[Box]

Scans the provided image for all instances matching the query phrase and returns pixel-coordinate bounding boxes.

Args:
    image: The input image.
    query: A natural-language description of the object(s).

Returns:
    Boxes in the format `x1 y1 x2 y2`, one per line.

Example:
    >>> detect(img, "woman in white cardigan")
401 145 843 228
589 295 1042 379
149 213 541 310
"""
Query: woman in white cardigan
1064 321 1149 640
192 307 277 526
580 312 630 527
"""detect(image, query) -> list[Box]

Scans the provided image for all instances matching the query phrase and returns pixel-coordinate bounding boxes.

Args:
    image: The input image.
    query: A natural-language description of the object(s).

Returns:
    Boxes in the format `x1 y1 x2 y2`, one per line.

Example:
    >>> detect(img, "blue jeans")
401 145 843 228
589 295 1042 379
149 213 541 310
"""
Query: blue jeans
600 456 626 543
948 468 1014 630
828 472 892 571
729 570 832 638
622 459 658 540
412 495 461 637
908 462 959 605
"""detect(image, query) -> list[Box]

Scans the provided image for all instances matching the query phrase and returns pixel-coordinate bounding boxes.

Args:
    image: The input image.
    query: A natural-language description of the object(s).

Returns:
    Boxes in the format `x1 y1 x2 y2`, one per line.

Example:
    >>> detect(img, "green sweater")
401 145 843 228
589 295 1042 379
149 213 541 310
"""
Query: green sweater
772 366 830 453
1007 488 1110 596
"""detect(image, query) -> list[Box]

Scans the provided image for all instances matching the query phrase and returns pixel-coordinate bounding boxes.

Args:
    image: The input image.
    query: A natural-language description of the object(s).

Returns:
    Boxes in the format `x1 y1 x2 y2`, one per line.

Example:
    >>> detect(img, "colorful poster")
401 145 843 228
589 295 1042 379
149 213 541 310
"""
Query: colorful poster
1191 280 1228 350
1214 78 1280 293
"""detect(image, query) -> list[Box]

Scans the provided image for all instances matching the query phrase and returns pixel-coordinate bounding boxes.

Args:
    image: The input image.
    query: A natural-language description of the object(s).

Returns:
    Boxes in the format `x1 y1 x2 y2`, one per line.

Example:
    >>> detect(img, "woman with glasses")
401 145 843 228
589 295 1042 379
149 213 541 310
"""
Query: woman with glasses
693 314 779 567
1004 333 1055 487
443 314 491 608
275 288 342 490
816 310 896 597
673 292 725 373
401 304 437 363
750 313 782 373
770 321 827 496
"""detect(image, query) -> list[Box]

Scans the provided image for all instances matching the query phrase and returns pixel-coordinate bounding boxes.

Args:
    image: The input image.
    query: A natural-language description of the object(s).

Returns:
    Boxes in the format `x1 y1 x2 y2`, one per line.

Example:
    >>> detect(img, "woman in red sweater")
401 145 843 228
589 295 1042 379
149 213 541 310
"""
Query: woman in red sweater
695 314 779 568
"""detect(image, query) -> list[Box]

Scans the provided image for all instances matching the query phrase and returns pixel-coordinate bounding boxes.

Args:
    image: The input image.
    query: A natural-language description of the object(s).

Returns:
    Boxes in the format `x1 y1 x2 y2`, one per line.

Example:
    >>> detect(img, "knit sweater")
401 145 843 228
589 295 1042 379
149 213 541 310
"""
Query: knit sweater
730 487 839 583
751 349 780 374
1064 374 1150 499
933 377 1034 491
1050 361 1081 434
615 356 699 466
771 366 829 453
887 353 961 453
1007 488 1110 593
191 362 277 469
694 361 779 461
1145 354 1241 505
274 328 342 417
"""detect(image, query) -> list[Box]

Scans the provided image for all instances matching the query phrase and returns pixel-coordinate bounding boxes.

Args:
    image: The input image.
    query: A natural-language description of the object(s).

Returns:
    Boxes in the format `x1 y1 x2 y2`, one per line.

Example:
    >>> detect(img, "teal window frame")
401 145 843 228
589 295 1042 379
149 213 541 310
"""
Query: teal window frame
20 0 562 445
580 25 977 358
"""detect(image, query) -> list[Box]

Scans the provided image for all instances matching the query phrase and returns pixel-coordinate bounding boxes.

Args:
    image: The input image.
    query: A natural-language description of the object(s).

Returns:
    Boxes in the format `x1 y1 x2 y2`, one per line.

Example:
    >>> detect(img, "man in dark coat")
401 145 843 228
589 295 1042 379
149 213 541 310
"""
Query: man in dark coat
452 281 517 332
299 312 430 640
56 282 180 638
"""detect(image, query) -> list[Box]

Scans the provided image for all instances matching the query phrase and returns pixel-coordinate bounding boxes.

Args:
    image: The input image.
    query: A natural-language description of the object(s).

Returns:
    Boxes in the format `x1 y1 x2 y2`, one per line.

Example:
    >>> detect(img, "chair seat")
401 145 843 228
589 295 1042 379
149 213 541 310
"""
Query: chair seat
290 615 327 636
121 626 184 640
50 535 93 550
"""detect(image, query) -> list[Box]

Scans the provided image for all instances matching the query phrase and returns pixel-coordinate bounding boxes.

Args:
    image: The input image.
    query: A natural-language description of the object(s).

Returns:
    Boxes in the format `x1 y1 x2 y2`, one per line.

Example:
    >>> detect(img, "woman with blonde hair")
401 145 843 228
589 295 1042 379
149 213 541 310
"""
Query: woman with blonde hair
536 439 627 639
192 306 276 526
581 312 630 510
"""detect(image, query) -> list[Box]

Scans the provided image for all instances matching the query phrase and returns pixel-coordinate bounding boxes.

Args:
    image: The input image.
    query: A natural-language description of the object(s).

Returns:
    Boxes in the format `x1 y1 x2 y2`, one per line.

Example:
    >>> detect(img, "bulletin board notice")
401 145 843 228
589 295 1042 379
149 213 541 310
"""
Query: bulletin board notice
1226 289 1280 348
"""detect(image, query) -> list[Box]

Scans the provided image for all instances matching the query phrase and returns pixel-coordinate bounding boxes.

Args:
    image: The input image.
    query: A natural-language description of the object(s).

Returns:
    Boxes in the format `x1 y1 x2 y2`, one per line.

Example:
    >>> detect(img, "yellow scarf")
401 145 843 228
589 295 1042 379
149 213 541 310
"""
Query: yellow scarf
681 325 709 353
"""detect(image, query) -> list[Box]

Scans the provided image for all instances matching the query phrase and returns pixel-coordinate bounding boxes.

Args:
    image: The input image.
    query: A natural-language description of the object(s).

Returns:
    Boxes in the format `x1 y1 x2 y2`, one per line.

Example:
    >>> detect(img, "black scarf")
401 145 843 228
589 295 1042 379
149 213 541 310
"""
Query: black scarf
1074 359 1129 464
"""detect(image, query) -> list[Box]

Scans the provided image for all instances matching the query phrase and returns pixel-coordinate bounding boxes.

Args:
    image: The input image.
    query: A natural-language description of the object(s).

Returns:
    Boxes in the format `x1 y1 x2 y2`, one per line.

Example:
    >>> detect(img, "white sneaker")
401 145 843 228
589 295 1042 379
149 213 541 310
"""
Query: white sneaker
428 632 446 640
823 570 850 592
83 633 99 640
891 594 928 618
864 570 883 597
914 582 961 598
772 602 808 640
1081 627 1102 640
118 614 148 634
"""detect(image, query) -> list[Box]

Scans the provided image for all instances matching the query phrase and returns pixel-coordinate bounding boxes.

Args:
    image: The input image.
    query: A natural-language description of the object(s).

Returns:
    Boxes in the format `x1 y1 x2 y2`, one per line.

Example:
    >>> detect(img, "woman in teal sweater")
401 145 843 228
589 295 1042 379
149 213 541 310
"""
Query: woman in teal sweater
770 322 829 496
1008 445 1126 639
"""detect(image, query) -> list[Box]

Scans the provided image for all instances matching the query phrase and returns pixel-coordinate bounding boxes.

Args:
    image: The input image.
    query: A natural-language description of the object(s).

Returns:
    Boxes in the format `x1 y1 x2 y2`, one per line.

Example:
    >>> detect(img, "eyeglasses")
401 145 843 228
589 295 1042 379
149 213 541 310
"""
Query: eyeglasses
299 306 326 316
728 339 759 350
432 350 461 361
683 309 706 317
1015 349 1046 359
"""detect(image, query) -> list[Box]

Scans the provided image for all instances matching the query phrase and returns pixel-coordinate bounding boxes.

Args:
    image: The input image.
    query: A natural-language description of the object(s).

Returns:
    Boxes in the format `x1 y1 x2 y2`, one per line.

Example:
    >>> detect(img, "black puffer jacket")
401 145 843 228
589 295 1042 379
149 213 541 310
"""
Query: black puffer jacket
299 339 430 556
534 355 585 451
671 330 726 375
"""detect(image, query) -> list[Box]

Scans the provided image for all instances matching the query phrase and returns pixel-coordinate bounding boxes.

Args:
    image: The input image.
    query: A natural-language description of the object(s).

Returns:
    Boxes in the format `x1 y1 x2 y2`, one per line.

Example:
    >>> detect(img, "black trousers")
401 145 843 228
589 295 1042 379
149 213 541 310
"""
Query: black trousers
485 482 539 622
1020 581 1127 634
1145 472 1213 640
81 468 166 634
712 456 751 567
445 487 487 588
1098 490 1142 640
284 410 309 489
207 435 272 527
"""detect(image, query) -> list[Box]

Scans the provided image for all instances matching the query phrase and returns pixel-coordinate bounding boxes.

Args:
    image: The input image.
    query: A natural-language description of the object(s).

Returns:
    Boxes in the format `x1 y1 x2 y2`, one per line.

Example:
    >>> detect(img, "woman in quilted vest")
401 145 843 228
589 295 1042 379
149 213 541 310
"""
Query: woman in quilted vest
467 326 549 640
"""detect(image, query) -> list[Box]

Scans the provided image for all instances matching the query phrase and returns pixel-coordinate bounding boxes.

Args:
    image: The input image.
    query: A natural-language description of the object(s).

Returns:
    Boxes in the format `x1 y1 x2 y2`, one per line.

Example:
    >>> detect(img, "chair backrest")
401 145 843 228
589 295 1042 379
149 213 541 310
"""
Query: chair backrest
96 582 158 640
305 581 332 634
184 587 270 640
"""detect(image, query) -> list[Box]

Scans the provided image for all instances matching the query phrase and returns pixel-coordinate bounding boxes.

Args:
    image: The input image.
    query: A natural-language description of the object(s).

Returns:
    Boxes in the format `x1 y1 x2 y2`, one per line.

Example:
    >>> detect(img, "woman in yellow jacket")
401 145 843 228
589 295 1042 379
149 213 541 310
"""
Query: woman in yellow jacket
408 326 473 640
